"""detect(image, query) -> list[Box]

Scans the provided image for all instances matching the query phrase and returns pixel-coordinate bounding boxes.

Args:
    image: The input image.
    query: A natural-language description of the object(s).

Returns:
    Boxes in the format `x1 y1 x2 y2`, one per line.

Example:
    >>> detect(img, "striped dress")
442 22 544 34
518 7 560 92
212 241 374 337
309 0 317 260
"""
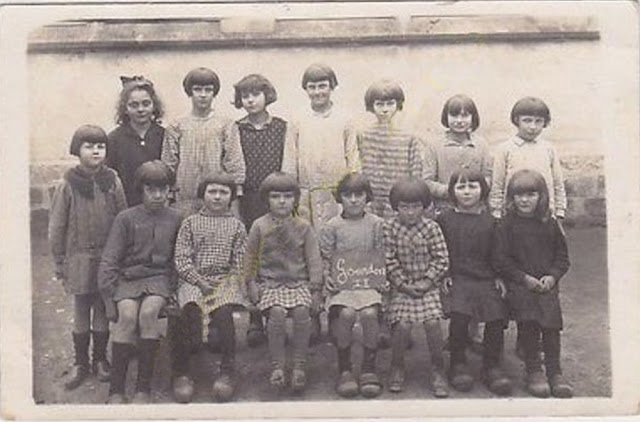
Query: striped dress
174 210 248 339
346 122 424 218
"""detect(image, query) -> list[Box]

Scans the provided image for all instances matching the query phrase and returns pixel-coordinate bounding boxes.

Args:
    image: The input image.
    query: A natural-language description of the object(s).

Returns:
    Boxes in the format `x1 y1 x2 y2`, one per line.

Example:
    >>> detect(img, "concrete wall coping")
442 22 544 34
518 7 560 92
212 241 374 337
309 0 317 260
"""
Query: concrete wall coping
28 14 598 54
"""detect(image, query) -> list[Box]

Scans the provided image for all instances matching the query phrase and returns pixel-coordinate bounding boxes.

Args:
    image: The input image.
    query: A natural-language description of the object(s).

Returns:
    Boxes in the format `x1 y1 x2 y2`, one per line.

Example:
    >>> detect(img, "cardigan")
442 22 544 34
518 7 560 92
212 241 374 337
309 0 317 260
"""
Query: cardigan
244 214 322 293
98 204 183 299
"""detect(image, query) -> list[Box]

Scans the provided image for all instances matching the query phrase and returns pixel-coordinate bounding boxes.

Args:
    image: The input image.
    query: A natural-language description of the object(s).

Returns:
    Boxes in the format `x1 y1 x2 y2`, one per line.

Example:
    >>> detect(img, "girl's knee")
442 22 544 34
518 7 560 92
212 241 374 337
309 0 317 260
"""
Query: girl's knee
269 306 287 322
358 306 378 323
393 321 411 334
338 307 357 323
291 306 310 323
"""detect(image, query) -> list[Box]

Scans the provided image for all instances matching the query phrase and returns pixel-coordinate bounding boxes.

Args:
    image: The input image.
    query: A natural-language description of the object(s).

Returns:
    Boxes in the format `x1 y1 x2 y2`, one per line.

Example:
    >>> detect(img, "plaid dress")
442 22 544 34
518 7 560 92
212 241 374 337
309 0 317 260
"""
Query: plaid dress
345 122 423 218
383 216 449 324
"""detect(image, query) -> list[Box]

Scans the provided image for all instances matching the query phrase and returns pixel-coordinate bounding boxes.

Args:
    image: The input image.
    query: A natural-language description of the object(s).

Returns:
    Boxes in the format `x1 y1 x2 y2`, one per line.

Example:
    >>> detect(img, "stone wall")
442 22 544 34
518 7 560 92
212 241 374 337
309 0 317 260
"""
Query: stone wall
28 13 607 233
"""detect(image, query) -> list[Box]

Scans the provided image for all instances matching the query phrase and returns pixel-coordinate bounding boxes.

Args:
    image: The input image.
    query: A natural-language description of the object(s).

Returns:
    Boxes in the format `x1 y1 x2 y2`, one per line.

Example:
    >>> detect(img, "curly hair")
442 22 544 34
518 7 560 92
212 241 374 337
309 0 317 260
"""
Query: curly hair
115 77 164 125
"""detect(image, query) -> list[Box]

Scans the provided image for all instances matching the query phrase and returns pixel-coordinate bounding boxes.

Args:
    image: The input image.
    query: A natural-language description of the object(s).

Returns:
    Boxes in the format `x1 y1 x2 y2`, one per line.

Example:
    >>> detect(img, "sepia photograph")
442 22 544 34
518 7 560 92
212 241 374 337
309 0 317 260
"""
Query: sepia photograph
0 0 638 419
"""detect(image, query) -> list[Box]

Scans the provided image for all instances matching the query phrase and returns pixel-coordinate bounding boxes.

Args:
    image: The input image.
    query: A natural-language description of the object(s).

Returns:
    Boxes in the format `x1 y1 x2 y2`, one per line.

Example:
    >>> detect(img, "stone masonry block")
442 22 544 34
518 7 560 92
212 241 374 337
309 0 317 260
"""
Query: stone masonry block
565 175 597 198
584 198 607 219
30 187 44 207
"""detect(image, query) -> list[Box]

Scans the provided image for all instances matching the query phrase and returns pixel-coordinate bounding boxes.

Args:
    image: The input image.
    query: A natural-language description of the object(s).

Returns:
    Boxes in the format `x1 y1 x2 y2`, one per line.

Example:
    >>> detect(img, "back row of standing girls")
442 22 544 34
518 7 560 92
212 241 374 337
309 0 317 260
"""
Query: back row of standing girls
48 63 572 404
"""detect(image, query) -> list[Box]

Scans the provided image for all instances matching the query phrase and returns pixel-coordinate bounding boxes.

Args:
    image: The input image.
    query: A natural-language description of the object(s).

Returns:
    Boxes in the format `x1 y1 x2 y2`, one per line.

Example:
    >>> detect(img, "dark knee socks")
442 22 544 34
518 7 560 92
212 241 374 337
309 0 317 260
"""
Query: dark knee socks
292 311 311 369
109 342 135 395
72 331 91 367
136 338 160 393
482 320 505 369
449 313 471 366
542 328 561 376
209 306 236 371
91 330 109 363
337 346 351 373
362 347 377 373
267 312 286 370
520 321 543 374
169 312 190 377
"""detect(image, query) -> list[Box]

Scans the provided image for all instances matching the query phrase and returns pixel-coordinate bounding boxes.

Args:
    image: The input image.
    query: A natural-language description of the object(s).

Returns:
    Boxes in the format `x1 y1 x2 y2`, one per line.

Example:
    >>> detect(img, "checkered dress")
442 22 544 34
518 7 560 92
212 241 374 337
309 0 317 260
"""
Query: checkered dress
345 122 424 218
174 210 248 314
161 113 245 205
383 216 449 324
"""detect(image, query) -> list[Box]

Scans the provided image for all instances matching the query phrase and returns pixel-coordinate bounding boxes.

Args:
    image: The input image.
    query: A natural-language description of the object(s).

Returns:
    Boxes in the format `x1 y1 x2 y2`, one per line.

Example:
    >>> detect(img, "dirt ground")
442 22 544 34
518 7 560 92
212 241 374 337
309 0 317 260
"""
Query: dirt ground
31 226 610 404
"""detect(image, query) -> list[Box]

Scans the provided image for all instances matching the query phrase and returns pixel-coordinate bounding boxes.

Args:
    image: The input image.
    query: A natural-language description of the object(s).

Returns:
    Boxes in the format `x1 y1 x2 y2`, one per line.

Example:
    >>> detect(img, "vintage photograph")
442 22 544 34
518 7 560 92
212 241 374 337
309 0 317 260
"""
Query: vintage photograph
1 0 639 419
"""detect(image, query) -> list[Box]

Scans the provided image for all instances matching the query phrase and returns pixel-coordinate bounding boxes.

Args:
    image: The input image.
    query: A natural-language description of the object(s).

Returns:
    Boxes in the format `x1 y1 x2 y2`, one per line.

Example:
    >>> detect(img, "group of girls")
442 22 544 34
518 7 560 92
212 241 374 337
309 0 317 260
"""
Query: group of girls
48 62 573 405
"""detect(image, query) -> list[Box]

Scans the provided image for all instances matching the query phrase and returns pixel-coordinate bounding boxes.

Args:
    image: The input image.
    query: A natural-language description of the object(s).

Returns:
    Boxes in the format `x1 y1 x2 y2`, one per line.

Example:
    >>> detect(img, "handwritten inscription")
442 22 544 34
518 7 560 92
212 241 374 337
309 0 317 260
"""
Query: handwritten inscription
331 250 386 291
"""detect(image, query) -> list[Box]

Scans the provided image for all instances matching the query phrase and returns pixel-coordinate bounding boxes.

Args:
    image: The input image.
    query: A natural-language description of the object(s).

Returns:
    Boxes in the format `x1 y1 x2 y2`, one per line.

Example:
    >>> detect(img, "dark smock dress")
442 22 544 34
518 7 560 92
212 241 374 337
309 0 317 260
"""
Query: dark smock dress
437 208 506 322
493 214 570 329
106 122 164 206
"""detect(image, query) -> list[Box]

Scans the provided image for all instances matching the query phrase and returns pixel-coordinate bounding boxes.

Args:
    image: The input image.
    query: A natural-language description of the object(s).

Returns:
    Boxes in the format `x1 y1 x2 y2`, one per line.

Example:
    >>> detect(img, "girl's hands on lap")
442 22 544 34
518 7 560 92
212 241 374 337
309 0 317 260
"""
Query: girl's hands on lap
198 280 215 296
324 276 340 294
539 275 557 292
104 299 118 323
441 277 453 295
247 280 260 305
495 278 507 298
523 274 543 293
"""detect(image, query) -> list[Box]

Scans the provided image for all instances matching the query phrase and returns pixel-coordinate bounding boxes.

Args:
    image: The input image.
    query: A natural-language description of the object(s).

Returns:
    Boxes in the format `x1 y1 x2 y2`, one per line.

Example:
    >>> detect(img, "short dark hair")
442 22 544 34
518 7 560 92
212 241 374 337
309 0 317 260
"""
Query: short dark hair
182 67 221 97
389 177 431 210
133 160 175 193
301 63 338 89
115 76 164 125
441 94 480 131
196 172 237 202
233 74 277 109
258 172 300 205
69 124 108 157
506 169 551 221
364 79 405 112
333 172 373 204
447 169 490 205
510 97 551 127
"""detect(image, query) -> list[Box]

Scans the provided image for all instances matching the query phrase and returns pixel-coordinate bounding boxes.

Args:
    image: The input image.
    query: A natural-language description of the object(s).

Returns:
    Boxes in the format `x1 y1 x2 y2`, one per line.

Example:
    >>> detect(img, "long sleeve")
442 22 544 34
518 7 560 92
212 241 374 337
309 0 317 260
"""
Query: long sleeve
422 222 449 286
48 182 70 269
548 220 570 281
492 220 527 284
422 141 448 199
98 213 128 298
409 137 424 180
113 176 128 211
489 146 508 219
304 226 323 292
482 143 494 188
383 222 411 289
550 147 567 218
222 121 247 190
243 223 262 284
230 224 248 279
318 224 336 290
173 219 206 286
281 121 299 179
161 123 181 176
344 129 362 172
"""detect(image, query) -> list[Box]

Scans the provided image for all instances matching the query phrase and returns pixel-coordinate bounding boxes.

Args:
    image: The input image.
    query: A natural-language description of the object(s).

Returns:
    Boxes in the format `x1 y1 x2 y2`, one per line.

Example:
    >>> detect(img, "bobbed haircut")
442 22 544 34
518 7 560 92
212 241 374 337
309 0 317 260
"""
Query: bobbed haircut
510 96 551 127
333 172 373 204
196 172 237 202
441 94 480 131
133 160 175 193
258 172 300 205
69 124 108 157
115 76 164 125
506 169 550 221
447 169 490 205
301 63 338 89
182 67 221 97
389 177 431 210
233 74 277 109
364 79 405 112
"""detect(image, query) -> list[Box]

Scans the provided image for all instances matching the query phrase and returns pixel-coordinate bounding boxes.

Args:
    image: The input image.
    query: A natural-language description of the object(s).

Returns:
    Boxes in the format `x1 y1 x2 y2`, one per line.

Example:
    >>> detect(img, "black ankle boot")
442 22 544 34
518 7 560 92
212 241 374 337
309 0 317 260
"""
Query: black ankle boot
92 330 111 382
65 332 90 390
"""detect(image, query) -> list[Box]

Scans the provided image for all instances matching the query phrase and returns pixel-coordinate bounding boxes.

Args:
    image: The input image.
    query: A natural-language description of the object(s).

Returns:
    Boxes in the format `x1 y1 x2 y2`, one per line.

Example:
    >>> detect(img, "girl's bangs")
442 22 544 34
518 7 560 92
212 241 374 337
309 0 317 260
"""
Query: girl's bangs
509 173 543 195
447 97 474 116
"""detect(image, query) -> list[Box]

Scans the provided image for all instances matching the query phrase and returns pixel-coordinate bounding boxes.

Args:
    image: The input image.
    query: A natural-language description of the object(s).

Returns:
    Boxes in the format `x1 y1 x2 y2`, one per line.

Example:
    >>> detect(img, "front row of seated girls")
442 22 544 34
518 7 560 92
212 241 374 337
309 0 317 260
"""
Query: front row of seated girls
53 127 572 403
